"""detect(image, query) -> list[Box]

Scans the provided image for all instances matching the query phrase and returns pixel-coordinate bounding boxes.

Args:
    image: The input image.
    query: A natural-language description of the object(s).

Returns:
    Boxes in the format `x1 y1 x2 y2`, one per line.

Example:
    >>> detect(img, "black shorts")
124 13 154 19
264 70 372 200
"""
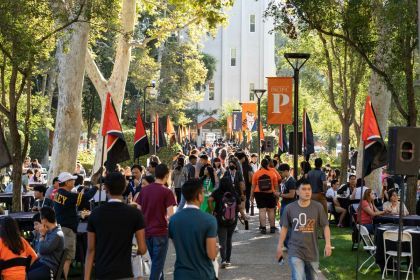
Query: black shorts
254 192 277 209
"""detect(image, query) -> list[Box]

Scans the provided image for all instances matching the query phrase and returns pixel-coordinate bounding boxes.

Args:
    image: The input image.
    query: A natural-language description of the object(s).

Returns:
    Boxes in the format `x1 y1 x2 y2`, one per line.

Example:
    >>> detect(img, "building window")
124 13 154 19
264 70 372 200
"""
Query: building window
230 48 236 66
250 15 256 32
249 83 255 101
209 81 215 100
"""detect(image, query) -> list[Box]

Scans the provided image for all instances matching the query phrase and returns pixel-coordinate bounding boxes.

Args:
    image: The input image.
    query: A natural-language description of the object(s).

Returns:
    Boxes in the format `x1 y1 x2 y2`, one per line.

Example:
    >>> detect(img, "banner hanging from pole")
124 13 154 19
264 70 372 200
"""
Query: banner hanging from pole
232 112 242 131
241 102 257 131
227 115 233 136
267 77 293 124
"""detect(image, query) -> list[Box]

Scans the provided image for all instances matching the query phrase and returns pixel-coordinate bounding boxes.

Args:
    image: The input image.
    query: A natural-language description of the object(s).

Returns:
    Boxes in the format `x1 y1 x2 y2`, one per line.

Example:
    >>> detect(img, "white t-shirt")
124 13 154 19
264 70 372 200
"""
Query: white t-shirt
352 187 369 211
326 188 336 198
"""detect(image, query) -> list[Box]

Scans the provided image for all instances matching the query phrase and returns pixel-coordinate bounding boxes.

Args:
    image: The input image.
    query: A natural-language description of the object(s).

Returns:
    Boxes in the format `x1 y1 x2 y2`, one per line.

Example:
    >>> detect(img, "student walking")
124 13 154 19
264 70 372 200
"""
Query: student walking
208 177 240 268
85 172 147 279
251 159 279 234
277 179 332 280
169 179 218 280
137 164 177 280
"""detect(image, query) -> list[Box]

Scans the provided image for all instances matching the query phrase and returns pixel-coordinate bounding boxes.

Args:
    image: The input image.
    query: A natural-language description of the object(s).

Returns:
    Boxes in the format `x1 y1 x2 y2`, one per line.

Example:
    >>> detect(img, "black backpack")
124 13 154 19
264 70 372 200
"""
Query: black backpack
258 174 272 192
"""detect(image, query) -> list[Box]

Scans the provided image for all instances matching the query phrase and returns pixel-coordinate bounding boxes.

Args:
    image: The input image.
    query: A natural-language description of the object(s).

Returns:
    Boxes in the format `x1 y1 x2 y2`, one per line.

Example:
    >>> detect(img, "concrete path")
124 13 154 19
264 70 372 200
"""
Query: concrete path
164 211 327 279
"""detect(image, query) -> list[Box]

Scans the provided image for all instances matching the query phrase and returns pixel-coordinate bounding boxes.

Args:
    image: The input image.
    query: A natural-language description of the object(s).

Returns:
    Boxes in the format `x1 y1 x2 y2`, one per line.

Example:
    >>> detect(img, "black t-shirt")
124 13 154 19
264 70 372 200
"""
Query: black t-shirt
281 176 297 205
241 163 253 188
87 202 145 279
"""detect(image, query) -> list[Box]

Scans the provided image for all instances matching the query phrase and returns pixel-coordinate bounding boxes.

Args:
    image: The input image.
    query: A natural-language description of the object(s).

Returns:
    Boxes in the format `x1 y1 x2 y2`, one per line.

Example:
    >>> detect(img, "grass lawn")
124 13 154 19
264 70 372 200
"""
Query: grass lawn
318 225 420 280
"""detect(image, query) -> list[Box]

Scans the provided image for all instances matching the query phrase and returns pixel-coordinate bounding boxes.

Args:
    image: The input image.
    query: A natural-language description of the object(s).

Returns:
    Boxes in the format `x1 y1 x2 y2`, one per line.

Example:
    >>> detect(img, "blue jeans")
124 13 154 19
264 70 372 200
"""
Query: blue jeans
146 236 169 280
177 194 186 212
27 260 52 280
280 203 290 248
289 256 319 280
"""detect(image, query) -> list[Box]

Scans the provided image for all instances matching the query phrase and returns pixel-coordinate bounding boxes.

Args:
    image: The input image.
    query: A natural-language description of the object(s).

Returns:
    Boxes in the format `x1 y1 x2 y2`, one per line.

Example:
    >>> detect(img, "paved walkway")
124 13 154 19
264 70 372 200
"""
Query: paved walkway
164 211 327 279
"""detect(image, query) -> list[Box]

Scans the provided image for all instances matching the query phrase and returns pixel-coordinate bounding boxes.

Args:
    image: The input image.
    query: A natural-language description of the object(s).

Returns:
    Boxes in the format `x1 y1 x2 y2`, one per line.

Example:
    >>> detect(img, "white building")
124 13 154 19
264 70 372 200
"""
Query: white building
197 0 276 112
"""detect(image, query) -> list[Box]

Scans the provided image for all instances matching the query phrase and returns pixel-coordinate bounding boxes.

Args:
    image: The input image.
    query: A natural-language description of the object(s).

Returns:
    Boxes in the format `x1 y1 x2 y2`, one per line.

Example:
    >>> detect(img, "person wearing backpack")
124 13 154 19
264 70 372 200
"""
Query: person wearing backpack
208 177 240 268
250 159 279 234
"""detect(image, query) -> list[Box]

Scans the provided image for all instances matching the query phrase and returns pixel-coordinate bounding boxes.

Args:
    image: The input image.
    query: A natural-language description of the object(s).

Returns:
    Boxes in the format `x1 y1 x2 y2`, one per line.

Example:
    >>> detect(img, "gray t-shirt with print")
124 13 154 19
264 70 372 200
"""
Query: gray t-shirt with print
281 200 329 262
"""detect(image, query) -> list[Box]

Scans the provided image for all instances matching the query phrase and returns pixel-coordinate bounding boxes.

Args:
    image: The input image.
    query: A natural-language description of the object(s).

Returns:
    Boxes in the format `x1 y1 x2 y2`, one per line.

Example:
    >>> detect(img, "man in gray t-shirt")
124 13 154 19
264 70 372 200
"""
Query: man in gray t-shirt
277 179 331 280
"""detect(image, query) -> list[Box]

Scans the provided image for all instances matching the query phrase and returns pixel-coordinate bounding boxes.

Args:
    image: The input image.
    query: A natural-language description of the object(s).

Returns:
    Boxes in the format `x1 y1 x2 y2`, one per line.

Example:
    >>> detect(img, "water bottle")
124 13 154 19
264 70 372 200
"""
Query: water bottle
250 203 254 216
244 220 249 230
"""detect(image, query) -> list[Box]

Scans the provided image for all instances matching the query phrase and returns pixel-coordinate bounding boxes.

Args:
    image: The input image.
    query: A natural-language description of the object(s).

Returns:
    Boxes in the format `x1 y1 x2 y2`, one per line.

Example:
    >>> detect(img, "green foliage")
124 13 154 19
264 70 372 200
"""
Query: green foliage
29 129 49 163
77 150 96 174
266 0 419 126
201 53 217 82
155 39 207 115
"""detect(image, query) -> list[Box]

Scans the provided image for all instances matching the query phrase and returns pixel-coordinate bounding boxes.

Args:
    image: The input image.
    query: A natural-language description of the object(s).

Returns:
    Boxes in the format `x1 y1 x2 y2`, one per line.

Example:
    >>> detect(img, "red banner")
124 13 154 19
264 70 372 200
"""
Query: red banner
267 77 293 124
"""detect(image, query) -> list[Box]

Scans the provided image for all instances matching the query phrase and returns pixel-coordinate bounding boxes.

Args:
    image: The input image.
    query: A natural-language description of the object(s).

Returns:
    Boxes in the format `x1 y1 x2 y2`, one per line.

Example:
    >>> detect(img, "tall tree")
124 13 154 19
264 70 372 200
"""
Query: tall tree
317 33 367 184
267 0 418 212
0 0 84 211
84 0 232 171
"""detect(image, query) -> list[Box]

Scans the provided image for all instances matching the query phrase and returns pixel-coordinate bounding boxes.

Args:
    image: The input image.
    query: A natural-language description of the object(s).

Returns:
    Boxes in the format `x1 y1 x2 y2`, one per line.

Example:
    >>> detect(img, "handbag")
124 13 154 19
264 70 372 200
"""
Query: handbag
132 251 151 279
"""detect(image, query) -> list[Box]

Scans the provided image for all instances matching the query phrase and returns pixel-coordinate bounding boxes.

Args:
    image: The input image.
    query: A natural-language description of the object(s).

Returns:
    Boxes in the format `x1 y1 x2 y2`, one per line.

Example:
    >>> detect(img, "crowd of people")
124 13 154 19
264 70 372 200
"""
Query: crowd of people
1 140 418 280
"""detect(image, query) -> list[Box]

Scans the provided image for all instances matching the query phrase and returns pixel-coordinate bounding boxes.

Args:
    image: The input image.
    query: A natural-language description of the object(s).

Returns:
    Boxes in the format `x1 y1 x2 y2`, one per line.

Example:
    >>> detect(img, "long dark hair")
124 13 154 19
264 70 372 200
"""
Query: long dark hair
175 157 185 171
0 217 23 255
260 159 270 170
219 177 236 194
200 165 216 187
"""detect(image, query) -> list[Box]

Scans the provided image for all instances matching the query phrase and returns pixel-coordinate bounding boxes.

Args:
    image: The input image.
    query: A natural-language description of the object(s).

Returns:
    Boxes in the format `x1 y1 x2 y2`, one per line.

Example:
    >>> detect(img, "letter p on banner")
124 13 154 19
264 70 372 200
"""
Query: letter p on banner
267 77 293 124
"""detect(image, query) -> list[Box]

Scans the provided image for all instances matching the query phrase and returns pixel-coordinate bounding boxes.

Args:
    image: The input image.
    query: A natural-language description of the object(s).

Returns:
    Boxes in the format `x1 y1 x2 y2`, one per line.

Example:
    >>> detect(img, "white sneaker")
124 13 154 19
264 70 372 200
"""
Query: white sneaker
221 261 227 268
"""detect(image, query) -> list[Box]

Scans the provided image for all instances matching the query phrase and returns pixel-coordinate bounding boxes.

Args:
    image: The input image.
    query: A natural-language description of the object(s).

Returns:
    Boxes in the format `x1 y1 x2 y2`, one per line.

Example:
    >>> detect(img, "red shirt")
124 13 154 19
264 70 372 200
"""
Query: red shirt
136 183 177 237
358 200 374 225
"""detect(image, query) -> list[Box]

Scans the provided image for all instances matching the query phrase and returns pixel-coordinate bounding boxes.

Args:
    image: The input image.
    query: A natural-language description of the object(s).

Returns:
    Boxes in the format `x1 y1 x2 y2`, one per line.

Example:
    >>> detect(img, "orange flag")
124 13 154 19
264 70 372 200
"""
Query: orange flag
166 116 175 135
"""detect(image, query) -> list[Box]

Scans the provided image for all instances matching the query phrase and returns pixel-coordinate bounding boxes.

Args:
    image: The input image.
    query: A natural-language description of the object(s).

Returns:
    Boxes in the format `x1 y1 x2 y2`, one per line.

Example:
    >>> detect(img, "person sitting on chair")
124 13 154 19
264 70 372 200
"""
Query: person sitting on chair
357 189 388 234
0 217 37 280
382 189 409 216
28 207 64 280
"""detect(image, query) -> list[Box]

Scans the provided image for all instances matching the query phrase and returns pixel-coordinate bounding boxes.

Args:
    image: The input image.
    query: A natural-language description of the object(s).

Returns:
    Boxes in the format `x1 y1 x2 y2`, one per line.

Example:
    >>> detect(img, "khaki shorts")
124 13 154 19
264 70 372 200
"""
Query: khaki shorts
62 227 76 260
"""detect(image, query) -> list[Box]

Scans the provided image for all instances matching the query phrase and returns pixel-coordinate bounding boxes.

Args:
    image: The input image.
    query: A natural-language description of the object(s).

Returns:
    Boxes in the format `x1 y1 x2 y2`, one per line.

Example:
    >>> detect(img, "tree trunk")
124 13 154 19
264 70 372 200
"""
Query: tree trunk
42 64 58 168
48 21 90 184
339 121 350 184
85 0 137 172
8 105 23 212
356 68 391 195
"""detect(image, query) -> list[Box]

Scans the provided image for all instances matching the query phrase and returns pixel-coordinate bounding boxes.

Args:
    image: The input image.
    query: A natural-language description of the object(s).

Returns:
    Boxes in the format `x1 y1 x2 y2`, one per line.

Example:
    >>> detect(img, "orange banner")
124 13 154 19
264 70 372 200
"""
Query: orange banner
241 102 257 131
267 77 293 124
227 115 233 135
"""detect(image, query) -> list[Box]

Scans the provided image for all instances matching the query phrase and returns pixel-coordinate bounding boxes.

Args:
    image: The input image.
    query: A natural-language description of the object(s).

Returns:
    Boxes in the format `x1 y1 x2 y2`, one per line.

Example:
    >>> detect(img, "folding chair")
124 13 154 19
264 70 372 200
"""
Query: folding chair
54 249 68 280
356 225 378 274
382 230 414 280
326 197 336 223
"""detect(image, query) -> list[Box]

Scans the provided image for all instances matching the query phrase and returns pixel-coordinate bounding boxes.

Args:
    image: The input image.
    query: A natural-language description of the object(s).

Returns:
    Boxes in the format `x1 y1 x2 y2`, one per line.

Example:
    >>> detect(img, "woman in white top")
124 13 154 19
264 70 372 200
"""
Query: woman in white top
382 189 409 216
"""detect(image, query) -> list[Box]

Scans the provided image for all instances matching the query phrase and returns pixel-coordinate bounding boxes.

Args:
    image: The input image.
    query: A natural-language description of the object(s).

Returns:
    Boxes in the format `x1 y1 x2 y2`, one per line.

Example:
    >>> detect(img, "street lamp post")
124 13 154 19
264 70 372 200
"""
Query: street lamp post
284 53 310 179
143 81 156 122
252 89 266 165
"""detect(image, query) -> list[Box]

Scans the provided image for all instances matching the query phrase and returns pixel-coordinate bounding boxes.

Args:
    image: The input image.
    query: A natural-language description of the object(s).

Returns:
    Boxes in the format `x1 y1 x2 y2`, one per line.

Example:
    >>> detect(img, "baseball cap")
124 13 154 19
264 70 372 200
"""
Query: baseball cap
58 172 77 183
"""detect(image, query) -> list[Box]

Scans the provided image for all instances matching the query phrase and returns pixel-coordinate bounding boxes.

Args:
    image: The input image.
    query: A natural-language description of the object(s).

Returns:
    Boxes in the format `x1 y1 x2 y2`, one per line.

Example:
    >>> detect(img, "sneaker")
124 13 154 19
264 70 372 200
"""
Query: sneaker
221 261 227 269
260 227 266 234
226 262 231 267
270 227 276 234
